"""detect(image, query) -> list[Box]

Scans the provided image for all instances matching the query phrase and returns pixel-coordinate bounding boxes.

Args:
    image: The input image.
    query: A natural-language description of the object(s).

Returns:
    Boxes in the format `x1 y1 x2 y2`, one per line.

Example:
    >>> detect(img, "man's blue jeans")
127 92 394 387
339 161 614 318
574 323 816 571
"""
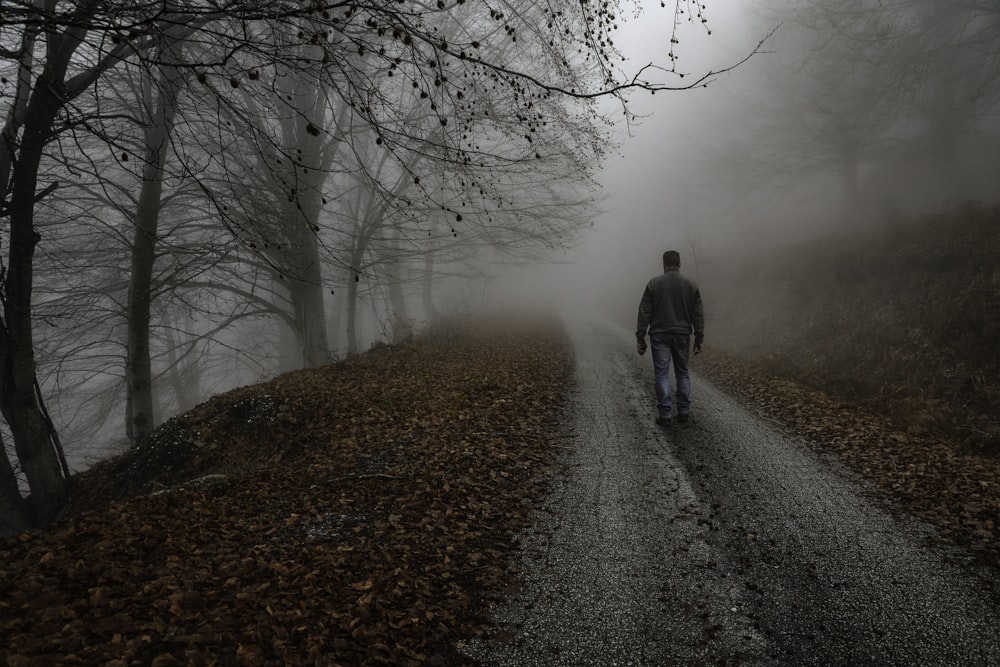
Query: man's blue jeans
650 333 691 419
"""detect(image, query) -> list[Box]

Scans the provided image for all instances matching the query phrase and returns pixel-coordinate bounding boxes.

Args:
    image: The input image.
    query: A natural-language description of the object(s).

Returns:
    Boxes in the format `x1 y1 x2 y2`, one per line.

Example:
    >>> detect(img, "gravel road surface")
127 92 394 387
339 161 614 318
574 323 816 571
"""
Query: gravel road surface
466 318 1000 665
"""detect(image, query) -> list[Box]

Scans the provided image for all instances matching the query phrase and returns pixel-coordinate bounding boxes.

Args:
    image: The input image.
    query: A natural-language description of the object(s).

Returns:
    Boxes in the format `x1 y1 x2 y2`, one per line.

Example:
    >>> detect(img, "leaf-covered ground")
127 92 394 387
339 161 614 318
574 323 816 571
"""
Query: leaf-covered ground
698 348 1000 571
708 204 1000 454
4 315 1000 666
0 318 572 666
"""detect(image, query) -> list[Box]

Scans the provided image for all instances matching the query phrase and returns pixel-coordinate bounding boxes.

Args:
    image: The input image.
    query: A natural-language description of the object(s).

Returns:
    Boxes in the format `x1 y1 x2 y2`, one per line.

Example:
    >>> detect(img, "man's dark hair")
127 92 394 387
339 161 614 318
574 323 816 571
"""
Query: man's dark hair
663 250 681 268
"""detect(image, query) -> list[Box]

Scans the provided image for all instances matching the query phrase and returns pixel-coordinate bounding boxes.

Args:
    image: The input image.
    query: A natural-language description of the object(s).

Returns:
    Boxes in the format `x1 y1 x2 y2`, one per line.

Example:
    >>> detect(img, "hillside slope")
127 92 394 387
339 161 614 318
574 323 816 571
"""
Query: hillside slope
4 216 1000 663
703 202 1000 567
1 318 572 665
709 201 1000 452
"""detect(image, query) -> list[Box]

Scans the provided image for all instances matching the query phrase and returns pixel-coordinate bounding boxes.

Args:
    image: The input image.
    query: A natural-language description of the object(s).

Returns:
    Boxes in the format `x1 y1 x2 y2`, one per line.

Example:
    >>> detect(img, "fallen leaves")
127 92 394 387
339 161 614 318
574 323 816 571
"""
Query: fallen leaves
0 317 573 665
699 347 1000 570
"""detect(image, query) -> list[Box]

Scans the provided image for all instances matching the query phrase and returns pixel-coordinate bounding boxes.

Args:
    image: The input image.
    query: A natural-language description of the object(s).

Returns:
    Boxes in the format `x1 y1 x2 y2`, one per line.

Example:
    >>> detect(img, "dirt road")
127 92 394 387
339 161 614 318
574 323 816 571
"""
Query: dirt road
467 319 1000 665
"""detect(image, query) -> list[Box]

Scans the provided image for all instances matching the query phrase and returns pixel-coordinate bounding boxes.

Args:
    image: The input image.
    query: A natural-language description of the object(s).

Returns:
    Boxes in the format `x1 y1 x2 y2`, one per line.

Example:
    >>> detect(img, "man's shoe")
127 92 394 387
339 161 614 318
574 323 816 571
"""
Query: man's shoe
676 413 690 424
655 416 672 427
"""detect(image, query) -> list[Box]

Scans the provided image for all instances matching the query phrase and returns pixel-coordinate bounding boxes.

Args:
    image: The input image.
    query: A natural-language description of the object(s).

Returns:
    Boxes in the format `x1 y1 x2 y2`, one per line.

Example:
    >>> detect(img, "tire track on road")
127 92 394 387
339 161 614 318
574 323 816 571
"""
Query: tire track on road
674 373 1000 665
470 316 1000 665
467 319 763 665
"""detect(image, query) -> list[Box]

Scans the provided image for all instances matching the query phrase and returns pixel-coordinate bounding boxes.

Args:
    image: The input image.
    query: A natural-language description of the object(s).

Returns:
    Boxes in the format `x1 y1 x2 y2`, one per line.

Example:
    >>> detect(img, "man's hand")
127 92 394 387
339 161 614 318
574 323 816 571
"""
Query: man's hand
694 336 704 355
637 339 647 356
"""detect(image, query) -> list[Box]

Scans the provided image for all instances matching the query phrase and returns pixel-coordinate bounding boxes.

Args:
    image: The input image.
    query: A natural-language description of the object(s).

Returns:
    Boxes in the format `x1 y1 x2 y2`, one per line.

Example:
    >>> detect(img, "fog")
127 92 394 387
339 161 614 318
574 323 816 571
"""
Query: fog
3 0 998 500
489 6 755 323
490 0 1000 328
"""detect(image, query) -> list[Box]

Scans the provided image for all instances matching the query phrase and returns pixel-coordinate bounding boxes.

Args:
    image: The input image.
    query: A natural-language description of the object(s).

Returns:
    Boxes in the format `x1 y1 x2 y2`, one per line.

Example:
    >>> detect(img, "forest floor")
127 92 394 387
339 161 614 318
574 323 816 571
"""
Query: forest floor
1 318 573 665
697 350 1000 571
2 314 1000 665
702 203 1000 572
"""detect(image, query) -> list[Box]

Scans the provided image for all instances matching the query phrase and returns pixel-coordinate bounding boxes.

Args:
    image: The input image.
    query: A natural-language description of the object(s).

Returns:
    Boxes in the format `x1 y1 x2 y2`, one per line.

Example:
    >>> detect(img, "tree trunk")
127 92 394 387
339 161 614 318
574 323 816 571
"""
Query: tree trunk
422 250 439 322
927 112 964 202
345 229 373 356
290 273 329 367
268 77 337 369
346 266 361 356
0 434 28 536
385 229 411 343
327 289 344 355
285 197 328 367
0 81 67 526
838 146 860 222
125 53 182 447
163 314 201 414
125 167 161 446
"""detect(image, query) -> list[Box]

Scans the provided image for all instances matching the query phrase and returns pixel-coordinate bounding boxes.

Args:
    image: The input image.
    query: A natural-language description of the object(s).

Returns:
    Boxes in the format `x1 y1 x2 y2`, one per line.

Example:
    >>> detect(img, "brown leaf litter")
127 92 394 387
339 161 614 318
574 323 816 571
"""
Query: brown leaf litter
3 318 1000 665
1 318 572 666
698 347 1000 572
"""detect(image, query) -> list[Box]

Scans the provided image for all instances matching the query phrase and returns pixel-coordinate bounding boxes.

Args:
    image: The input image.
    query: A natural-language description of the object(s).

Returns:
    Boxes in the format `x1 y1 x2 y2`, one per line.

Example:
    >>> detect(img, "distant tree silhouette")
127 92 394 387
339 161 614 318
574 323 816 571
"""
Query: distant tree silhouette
0 0 749 531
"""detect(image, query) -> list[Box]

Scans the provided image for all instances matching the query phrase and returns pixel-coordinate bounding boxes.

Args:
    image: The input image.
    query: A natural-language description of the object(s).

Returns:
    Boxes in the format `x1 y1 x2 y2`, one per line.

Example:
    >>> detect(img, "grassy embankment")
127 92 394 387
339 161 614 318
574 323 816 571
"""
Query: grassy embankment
699 203 1000 565
710 202 1000 454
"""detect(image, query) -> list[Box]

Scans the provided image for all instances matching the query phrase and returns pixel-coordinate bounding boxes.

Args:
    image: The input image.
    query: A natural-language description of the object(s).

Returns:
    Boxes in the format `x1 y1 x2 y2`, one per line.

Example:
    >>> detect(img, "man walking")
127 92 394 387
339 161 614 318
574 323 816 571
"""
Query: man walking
636 250 704 426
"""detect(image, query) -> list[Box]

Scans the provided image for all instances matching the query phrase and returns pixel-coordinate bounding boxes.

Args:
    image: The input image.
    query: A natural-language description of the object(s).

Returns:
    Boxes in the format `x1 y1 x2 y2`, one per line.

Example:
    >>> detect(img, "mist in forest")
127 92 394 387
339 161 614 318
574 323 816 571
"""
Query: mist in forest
491 0 1000 329
2 0 999 523
73 2 1000 459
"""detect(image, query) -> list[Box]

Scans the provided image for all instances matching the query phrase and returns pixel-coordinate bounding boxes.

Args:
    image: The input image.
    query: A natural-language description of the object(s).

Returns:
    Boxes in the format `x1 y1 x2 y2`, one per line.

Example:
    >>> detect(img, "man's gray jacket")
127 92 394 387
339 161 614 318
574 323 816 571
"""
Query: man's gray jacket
636 268 704 341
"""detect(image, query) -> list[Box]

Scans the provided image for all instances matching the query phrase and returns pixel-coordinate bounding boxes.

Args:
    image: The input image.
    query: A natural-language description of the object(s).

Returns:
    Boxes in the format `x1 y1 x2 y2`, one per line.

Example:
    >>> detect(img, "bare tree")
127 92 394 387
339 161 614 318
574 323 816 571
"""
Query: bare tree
701 0 1000 226
125 37 186 446
223 45 349 368
0 0 746 530
886 0 1000 200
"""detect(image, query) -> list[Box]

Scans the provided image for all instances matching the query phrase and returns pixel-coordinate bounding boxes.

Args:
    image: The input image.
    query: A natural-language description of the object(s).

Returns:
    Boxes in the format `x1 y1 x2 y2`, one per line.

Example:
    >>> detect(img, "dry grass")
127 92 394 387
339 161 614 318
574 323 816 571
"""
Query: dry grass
708 201 1000 454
